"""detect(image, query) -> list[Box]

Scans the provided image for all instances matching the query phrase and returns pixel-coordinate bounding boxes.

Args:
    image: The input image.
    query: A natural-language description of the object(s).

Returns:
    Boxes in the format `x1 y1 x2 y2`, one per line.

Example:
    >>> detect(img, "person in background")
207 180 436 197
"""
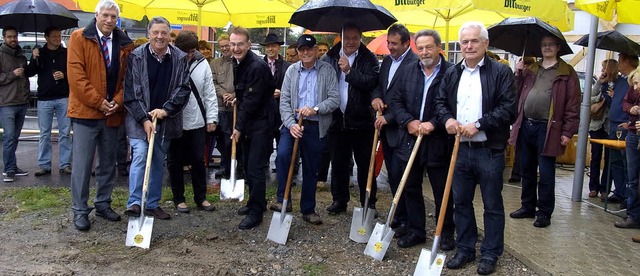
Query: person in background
198 40 213 62
317 41 330 59
66 0 133 230
123 16 191 221
25 27 72 177
286 43 299 63
133 37 148 48
508 57 535 183
588 59 618 198
170 30 218 213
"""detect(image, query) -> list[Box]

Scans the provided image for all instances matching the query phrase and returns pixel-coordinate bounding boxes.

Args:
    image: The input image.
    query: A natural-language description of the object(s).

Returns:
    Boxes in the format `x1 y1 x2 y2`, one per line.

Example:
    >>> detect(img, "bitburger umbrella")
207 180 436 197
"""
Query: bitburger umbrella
574 30 640 56
488 17 573 57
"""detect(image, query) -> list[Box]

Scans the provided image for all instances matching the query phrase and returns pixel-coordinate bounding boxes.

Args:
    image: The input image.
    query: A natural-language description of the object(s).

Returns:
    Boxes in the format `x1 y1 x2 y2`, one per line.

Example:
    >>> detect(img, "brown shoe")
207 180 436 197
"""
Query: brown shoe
34 168 51 176
59 167 72 175
124 204 141 217
144 207 171 220
269 203 292 213
614 217 640 229
632 235 640 243
302 212 323 225
588 191 598 198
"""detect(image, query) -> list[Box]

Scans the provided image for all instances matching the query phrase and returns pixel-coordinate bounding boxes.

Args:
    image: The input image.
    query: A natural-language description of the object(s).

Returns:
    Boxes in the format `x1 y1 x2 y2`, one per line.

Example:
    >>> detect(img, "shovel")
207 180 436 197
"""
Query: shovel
349 111 381 243
125 117 157 249
365 132 424 261
267 116 304 245
414 132 460 275
220 104 245 201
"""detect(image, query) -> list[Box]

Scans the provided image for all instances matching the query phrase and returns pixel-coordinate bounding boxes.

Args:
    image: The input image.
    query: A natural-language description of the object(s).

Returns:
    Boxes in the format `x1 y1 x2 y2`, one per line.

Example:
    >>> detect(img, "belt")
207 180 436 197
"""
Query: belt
525 117 547 124
462 141 487 148
302 120 318 125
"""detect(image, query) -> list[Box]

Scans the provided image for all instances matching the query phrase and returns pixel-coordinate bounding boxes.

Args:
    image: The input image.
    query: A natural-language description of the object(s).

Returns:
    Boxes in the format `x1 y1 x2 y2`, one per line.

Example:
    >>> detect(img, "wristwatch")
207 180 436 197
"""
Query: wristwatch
313 106 319 113
475 121 481 129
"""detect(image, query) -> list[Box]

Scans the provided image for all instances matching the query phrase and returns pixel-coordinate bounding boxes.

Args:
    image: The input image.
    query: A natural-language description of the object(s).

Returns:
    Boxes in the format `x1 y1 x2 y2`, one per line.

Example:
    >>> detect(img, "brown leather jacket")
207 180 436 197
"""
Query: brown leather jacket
67 20 133 127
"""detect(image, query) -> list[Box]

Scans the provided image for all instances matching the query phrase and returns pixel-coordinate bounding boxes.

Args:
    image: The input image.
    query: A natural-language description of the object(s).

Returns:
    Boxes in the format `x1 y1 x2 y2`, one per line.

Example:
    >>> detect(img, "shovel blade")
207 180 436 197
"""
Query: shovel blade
349 207 377 243
414 249 446 276
125 216 154 249
220 179 245 201
364 222 395 261
266 211 293 245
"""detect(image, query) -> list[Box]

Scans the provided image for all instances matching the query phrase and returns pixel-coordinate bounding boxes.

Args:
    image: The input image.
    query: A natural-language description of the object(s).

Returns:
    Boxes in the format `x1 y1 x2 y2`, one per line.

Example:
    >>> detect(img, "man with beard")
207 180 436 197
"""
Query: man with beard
66 0 133 231
230 27 276 229
389 29 456 250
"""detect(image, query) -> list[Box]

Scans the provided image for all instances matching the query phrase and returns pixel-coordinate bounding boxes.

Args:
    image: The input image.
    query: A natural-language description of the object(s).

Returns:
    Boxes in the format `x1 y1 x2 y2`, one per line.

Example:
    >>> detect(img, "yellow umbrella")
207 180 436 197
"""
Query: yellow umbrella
75 0 302 37
575 0 640 24
373 0 572 54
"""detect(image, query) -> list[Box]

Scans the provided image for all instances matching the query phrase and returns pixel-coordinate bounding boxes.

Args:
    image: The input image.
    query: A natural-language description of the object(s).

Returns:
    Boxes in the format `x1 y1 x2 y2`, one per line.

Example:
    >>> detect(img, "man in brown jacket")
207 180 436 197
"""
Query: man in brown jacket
66 0 133 231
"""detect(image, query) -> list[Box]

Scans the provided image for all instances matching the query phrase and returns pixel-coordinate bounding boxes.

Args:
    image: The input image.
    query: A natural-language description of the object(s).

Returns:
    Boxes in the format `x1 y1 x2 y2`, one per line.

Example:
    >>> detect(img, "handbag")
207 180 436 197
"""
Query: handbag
590 99 606 120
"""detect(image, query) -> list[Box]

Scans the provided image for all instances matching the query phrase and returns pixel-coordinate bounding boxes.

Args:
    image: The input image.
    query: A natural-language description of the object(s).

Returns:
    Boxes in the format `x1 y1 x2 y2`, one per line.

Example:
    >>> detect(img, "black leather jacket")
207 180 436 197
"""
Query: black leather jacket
434 55 517 150
233 50 276 133
321 42 379 131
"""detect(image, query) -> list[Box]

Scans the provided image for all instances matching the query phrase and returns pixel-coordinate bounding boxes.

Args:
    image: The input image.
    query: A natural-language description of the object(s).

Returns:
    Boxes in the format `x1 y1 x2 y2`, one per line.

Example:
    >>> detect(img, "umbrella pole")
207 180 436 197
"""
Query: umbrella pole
444 18 450 57
572 14 599 202
197 4 203 39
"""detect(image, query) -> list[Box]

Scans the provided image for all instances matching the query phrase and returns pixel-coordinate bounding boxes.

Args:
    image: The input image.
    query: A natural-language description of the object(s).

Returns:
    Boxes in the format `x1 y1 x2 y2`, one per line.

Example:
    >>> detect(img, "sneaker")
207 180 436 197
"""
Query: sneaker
3 168 27 177
3 172 15 182
59 167 72 175
34 168 51 176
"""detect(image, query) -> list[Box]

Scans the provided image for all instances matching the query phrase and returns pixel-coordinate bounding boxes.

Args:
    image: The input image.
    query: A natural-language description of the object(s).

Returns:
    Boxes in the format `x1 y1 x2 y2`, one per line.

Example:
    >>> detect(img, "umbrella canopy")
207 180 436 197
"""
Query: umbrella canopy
0 0 78 32
366 33 417 55
575 0 640 25
574 30 640 56
488 17 573 57
289 0 397 33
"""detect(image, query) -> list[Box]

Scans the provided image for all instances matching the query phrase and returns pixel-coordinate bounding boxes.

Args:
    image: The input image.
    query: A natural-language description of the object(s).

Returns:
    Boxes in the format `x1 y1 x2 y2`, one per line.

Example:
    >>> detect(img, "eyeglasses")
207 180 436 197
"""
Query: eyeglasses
219 45 230 49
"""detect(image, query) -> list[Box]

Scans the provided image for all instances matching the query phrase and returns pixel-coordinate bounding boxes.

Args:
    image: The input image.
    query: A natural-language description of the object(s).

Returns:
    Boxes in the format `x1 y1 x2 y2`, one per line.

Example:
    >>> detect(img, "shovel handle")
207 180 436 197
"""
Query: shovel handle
283 116 304 201
386 132 423 225
231 104 238 159
365 111 381 194
434 132 461 237
140 117 158 211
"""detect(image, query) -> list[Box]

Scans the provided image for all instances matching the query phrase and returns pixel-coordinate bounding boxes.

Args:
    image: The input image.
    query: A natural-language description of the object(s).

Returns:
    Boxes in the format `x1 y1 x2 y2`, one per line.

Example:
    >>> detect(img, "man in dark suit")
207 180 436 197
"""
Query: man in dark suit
389 29 455 249
370 23 417 229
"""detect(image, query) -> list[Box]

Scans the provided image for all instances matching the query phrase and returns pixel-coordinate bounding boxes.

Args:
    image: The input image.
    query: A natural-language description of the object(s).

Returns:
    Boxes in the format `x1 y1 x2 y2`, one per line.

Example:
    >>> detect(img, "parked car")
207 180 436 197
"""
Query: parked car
577 71 597 94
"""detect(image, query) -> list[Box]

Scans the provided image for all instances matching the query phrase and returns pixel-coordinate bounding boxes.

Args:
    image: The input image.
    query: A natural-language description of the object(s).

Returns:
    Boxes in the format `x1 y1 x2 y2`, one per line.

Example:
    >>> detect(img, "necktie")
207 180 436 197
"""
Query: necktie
269 61 275 75
101 36 111 69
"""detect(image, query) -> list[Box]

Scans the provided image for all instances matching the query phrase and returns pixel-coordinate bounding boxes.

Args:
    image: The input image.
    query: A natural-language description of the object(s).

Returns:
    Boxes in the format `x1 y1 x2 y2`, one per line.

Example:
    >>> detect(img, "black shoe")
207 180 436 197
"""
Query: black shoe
118 168 129 177
326 201 347 215
144 207 171 220
238 215 262 229
237 206 249 215
390 218 402 229
477 259 497 275
620 200 628 210
507 177 520 183
34 168 51 176
533 215 551 228
269 203 292 213
73 214 90 231
602 195 622 203
394 224 410 239
95 207 121 221
124 204 141 217
614 217 640 229
446 252 476 269
3 172 15 182
509 208 535 219
397 231 426 248
440 235 456 251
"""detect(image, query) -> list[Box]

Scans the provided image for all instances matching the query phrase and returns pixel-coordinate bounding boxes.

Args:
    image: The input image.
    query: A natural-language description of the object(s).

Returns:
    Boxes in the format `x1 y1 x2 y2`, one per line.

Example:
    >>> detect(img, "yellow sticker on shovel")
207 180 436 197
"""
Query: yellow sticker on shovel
358 227 366 236
134 234 144 244
374 242 383 252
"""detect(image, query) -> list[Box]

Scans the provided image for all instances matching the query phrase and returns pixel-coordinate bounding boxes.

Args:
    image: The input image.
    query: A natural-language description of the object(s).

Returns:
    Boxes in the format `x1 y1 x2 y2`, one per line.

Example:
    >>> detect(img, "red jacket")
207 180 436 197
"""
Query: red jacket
509 59 581 157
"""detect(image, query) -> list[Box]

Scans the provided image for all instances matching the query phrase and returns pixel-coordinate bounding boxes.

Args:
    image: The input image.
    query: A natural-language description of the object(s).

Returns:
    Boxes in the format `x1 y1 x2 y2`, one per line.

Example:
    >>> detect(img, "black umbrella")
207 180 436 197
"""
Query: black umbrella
574 30 640 56
0 0 79 32
488 17 572 57
288 0 397 33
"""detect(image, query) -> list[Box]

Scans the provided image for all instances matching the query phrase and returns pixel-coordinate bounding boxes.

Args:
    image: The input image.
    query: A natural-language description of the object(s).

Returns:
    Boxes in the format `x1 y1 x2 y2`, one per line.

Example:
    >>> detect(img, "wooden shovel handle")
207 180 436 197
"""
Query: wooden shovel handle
365 111 382 193
434 132 461 237
392 132 423 206
283 116 304 201
141 117 157 204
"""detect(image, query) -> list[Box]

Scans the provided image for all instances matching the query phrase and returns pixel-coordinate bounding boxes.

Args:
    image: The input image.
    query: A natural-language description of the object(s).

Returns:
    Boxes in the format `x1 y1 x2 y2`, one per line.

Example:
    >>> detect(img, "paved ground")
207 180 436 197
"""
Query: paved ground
2 127 640 275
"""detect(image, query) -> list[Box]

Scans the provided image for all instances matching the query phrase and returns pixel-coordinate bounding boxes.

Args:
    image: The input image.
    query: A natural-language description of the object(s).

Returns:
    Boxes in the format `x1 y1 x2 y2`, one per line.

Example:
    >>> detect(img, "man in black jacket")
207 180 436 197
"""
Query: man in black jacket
370 23 417 230
434 22 517 275
26 27 72 176
321 23 379 214
389 29 456 250
230 27 276 229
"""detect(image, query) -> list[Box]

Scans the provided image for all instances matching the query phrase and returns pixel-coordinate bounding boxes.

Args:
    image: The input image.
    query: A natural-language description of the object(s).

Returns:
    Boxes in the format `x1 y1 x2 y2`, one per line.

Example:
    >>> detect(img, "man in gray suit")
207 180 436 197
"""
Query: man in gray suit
370 23 417 230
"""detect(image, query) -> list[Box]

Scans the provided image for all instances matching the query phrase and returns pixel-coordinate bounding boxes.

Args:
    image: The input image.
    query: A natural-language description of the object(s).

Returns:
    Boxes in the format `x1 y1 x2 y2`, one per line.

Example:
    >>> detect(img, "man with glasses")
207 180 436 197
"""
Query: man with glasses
508 35 580 229
286 44 299 63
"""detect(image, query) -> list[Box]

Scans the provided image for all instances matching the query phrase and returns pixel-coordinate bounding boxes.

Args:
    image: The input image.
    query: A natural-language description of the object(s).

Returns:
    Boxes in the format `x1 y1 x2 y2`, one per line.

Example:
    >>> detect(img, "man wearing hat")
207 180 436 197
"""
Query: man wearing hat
272 34 340 224
261 33 291 155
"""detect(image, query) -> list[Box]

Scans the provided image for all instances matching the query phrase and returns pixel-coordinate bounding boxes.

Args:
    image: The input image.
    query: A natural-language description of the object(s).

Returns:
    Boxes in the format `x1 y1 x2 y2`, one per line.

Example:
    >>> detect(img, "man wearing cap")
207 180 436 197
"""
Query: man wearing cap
273 34 339 224
261 33 291 151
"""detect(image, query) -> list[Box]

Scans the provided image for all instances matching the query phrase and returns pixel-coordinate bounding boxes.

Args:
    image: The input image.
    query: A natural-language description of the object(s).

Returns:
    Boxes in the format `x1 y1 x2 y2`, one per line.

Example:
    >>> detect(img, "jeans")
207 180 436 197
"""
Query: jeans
168 127 207 205
0 104 28 173
453 144 505 261
609 121 628 199
128 132 170 210
276 123 325 214
518 120 557 217
37 98 71 170
625 132 640 221
589 128 609 193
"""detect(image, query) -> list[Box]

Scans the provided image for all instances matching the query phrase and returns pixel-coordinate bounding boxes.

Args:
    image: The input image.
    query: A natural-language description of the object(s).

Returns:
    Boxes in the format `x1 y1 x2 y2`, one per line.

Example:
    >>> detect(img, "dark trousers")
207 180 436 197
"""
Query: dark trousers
453 144 505 261
589 128 610 193
382 133 403 221
329 128 376 207
276 123 325 214
317 147 331 182
609 121 628 199
216 110 238 175
518 120 556 217
241 126 271 216
168 127 207 205
625 132 640 221
116 124 129 171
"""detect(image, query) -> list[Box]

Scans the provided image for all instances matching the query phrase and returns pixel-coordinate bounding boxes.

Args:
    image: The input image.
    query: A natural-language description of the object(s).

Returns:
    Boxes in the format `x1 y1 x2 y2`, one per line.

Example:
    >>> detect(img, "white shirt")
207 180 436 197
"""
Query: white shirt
457 58 487 142
388 47 411 88
419 59 441 120
96 26 112 62
339 49 358 113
